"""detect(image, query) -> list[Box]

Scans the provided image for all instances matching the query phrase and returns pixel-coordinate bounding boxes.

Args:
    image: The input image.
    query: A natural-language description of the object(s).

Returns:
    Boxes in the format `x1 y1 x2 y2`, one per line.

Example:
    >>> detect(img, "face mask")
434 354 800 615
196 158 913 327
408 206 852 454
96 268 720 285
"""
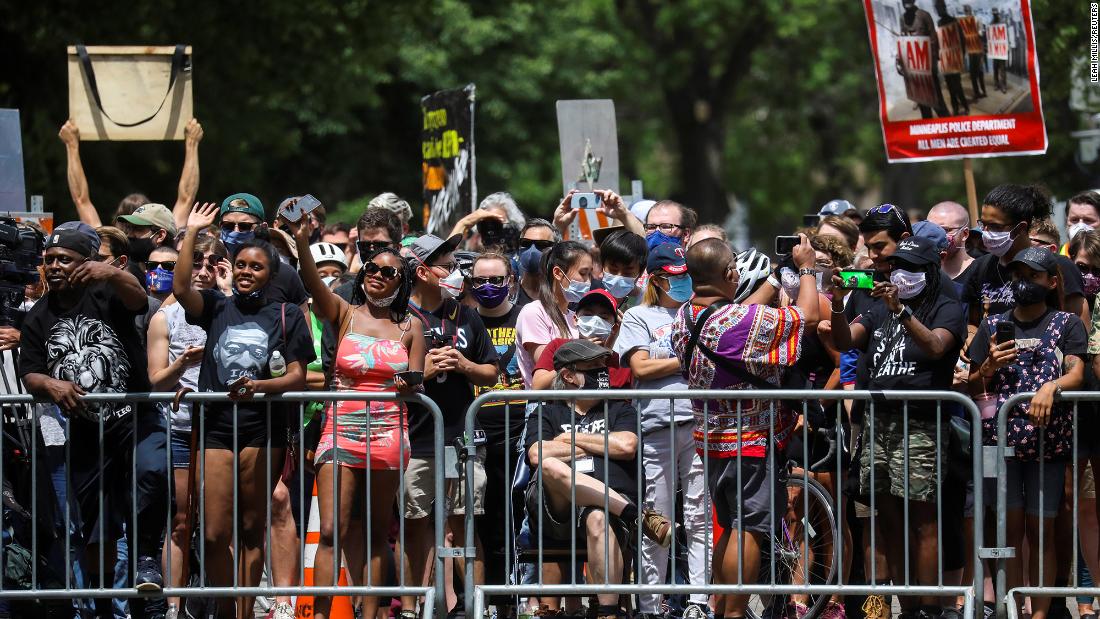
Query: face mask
471 283 510 309
646 230 681 251
577 315 613 339
321 275 337 288
577 368 610 391
519 244 543 275
439 269 464 299
664 274 693 303
1011 278 1050 306
1069 222 1095 241
890 268 927 299
981 227 1015 257
146 267 174 294
232 284 266 304
1083 272 1100 296
128 236 156 264
945 227 967 256
221 229 255 253
560 276 590 303
366 289 399 308
601 273 637 299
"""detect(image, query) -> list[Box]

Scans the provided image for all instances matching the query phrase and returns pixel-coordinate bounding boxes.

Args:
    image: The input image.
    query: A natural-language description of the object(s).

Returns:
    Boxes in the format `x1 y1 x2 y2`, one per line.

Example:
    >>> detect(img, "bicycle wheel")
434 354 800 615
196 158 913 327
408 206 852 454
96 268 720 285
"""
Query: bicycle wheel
745 474 838 619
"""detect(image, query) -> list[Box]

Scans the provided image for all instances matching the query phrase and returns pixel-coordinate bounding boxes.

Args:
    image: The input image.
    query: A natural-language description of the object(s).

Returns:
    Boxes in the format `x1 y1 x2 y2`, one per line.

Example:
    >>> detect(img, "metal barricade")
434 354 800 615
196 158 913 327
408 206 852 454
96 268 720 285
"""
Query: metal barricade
994 391 1100 619
0 391 446 618
461 389 986 619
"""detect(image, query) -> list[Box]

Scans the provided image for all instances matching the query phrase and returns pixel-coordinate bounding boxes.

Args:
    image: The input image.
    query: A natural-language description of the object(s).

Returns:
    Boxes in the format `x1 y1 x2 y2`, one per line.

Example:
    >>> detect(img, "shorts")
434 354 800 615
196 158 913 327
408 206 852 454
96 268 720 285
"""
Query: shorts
982 459 1065 518
403 449 486 519
524 470 628 544
859 413 945 502
706 456 782 534
202 404 289 451
171 430 191 469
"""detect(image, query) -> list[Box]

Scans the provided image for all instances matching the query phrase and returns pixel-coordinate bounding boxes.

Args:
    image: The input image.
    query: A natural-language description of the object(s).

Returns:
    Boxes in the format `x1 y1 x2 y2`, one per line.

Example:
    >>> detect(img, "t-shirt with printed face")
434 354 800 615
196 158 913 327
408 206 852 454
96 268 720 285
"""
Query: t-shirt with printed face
473 303 526 443
854 294 967 412
962 253 1084 319
18 282 149 423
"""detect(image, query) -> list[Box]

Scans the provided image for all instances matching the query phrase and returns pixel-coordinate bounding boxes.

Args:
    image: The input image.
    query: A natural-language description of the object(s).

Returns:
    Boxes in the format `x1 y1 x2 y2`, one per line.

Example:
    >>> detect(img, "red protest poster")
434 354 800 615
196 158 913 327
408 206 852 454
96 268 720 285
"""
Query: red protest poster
862 0 1046 162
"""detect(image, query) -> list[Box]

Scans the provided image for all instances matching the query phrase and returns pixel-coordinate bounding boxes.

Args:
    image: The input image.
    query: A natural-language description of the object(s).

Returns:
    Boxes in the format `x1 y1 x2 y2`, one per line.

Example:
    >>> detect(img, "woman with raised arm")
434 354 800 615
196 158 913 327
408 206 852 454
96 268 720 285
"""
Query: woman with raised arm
172 201 314 619
287 206 425 619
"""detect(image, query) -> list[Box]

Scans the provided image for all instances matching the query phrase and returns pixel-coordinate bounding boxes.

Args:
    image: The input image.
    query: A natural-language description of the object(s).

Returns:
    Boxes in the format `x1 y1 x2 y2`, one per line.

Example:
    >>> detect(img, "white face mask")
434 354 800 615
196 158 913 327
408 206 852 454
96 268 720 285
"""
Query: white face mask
576 315 613 339
890 268 927 299
439 269 464 299
981 227 1015 257
1069 221 1095 242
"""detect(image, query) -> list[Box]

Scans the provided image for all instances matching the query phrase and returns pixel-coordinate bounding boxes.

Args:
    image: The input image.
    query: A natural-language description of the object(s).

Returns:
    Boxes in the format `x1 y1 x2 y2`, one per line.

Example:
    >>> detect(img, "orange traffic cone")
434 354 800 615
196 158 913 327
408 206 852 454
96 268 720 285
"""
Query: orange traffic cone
296 481 355 618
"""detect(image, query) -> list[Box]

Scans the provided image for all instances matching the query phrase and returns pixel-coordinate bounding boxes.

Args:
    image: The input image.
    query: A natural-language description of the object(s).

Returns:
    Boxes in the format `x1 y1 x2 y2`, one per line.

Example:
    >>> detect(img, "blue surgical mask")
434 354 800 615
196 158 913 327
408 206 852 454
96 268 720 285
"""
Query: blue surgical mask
221 229 255 253
601 273 637 299
646 230 681 251
561 277 591 303
519 244 543 275
664 274 693 303
146 267 174 294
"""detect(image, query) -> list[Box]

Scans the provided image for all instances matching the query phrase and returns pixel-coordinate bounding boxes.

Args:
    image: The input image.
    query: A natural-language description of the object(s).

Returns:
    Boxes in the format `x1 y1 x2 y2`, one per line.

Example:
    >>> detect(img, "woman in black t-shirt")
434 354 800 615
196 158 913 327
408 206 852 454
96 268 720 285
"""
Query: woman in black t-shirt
173 202 313 618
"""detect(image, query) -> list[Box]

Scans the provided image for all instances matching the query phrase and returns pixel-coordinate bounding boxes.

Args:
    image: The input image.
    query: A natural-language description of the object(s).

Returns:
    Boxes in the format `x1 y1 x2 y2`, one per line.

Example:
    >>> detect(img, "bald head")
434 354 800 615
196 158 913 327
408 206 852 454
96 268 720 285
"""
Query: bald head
686 238 734 287
927 201 970 229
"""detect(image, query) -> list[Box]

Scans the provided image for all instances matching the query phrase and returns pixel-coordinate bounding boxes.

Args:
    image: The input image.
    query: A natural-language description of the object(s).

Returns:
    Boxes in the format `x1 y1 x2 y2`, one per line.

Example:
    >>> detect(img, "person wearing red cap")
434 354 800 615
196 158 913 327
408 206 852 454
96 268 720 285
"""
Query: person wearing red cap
531 289 632 390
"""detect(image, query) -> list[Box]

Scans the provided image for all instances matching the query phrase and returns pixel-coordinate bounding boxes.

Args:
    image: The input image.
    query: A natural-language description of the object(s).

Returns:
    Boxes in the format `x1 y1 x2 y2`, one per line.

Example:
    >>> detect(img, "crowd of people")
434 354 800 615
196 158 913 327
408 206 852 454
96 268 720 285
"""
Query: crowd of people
5 121 1100 619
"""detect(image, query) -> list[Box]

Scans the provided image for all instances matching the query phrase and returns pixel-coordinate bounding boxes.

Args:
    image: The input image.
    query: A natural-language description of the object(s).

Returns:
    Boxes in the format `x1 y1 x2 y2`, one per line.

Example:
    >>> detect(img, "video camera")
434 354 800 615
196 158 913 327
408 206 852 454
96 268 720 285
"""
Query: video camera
0 218 44 328
476 218 520 254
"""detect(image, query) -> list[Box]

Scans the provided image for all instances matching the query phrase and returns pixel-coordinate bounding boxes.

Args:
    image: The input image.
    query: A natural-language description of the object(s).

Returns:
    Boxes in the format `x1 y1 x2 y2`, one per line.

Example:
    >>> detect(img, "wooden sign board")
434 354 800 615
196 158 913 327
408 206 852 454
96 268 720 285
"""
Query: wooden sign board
556 100 620 241
67 45 193 141
0 110 26 211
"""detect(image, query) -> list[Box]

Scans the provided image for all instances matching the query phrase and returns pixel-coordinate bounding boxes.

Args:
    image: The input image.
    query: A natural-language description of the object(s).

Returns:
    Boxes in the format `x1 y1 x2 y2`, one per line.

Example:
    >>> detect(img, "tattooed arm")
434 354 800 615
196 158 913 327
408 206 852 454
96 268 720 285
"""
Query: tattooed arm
1028 354 1085 428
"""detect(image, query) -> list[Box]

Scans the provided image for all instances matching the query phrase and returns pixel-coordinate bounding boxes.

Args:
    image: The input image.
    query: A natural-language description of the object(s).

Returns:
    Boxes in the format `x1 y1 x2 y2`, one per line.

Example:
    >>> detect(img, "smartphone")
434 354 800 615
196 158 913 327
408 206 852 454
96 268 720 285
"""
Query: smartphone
996 321 1016 345
279 194 322 223
396 370 424 386
802 214 821 227
774 235 800 255
570 192 601 211
227 375 249 393
838 269 875 290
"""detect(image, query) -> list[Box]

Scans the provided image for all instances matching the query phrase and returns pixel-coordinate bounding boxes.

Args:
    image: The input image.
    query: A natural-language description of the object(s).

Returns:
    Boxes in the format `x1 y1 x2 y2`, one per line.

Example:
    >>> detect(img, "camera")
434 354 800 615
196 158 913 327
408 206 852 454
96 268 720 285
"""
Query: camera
476 218 520 254
0 218 44 328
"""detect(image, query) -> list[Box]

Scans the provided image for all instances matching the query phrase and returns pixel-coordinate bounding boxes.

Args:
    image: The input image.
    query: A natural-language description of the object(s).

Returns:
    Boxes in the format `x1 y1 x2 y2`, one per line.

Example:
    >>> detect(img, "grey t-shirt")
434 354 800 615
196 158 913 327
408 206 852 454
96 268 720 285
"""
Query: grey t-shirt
612 304 694 434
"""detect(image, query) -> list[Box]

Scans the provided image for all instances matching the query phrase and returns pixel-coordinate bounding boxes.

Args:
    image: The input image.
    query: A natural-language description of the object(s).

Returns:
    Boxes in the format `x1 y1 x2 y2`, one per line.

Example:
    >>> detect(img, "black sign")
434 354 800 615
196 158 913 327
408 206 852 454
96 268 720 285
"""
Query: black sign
421 84 475 237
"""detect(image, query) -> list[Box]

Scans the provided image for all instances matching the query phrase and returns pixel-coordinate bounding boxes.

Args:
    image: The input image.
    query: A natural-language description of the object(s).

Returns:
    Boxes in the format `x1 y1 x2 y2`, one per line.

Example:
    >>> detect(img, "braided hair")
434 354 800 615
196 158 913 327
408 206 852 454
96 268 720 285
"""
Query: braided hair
350 246 414 323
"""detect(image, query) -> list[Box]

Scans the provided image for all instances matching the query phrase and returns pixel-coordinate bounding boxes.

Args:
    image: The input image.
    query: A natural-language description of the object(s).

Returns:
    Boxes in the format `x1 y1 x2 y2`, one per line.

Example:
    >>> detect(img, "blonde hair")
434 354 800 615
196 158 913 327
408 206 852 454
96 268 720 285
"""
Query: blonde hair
811 234 855 269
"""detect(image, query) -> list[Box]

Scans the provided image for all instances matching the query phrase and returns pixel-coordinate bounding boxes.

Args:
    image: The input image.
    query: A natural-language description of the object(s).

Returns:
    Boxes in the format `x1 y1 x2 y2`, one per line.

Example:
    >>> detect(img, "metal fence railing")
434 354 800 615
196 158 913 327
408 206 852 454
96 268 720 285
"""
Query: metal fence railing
994 392 1100 619
0 391 445 618
461 389 987 619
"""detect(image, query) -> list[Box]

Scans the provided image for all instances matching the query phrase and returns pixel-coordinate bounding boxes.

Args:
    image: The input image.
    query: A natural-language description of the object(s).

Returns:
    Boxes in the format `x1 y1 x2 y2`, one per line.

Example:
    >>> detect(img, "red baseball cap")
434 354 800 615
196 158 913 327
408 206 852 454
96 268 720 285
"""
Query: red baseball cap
576 288 618 313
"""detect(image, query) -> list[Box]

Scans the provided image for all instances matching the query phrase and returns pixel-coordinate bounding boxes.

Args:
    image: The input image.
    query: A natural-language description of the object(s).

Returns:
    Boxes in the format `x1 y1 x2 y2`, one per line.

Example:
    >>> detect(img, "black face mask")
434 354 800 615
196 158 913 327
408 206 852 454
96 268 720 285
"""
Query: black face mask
1011 279 1050 306
579 368 610 391
128 236 156 264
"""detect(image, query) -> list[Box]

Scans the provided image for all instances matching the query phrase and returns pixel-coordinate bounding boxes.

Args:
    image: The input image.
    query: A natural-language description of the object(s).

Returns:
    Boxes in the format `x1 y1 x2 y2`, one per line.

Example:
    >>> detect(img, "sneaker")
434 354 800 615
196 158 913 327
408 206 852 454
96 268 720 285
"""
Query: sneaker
820 601 847 619
784 602 808 619
134 555 164 592
861 595 888 619
683 603 709 619
401 612 419 619
272 602 296 619
165 605 178 619
641 509 673 547
939 608 962 619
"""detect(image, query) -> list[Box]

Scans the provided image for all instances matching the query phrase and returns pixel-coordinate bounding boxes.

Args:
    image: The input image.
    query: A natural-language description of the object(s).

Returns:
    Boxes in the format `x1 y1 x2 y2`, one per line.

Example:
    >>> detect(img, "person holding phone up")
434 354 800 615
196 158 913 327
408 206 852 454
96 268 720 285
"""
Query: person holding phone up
287 207 426 619
966 246 1087 619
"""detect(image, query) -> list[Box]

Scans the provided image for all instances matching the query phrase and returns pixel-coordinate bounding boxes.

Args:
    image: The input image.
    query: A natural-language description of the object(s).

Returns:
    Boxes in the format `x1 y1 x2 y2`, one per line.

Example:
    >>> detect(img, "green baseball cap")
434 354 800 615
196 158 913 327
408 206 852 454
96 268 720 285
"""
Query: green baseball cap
219 193 265 220
118 203 178 236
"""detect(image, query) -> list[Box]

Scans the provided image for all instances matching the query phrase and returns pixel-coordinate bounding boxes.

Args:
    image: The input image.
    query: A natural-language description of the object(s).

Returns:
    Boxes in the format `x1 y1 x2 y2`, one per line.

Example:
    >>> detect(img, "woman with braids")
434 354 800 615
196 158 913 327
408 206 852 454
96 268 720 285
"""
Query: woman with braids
966 245 1086 619
827 236 967 619
288 212 426 619
515 240 591 388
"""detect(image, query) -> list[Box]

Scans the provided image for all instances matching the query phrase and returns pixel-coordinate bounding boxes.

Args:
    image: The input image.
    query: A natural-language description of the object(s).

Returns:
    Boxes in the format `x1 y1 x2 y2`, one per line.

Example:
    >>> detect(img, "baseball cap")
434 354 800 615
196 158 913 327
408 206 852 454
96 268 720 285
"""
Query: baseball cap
576 289 617 314
629 199 657 224
646 243 688 275
818 199 858 218
118 203 178 236
220 193 265 221
1010 246 1058 274
407 234 462 266
912 220 949 251
552 339 612 370
47 222 100 258
889 236 940 267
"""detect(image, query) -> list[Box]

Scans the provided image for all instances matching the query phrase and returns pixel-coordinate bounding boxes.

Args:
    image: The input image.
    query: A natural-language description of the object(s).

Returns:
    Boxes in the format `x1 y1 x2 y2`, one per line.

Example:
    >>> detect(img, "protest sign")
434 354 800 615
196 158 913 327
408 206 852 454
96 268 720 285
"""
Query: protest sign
68 45 192 141
862 0 1045 161
556 100 619 241
421 84 476 237
988 23 1009 60
0 110 27 211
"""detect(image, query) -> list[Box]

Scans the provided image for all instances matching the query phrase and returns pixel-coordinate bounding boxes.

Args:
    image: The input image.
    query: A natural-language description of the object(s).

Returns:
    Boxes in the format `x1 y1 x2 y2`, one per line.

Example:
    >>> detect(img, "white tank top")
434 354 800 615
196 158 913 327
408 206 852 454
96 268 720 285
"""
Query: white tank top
160 302 207 431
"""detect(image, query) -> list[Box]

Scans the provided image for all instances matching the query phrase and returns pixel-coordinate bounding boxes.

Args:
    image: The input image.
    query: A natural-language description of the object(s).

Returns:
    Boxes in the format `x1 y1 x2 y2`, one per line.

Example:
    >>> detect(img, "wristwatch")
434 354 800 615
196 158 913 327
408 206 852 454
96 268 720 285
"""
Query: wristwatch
893 305 914 322
798 268 817 277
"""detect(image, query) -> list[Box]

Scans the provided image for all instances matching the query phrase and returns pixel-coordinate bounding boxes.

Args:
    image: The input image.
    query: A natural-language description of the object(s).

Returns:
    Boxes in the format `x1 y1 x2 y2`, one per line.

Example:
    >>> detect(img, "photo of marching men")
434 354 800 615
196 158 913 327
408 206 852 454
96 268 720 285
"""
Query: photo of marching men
868 0 1034 121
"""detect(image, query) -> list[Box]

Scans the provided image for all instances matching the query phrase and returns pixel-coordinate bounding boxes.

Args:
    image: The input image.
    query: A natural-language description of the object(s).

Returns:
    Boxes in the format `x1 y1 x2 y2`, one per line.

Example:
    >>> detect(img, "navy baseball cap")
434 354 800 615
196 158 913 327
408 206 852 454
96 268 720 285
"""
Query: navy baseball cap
889 236 940 267
912 220 949 252
646 243 688 275
48 222 100 258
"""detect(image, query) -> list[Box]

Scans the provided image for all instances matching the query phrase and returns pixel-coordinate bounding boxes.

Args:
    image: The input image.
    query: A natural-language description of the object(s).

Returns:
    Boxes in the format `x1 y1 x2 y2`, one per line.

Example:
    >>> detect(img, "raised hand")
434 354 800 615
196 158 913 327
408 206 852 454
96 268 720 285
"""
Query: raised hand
553 190 581 231
58 120 80 146
185 119 203 148
187 202 218 231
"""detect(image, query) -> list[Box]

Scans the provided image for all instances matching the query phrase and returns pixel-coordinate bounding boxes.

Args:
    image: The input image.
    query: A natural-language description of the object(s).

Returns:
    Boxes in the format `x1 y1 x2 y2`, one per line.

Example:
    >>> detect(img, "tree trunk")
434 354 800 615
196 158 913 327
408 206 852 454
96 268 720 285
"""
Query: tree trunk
665 91 729 226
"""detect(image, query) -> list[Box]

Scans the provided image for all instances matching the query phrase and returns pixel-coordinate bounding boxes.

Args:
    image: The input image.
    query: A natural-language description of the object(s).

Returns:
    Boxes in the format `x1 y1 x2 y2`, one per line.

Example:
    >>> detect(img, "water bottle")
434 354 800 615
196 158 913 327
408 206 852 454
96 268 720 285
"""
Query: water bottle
269 350 286 378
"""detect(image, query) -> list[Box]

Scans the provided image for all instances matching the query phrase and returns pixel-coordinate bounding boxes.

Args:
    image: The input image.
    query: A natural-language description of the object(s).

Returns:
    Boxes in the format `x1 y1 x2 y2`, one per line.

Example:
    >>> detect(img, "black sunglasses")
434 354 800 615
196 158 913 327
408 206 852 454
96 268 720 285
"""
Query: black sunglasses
221 221 256 233
146 261 177 271
192 253 223 271
362 261 401 280
470 276 507 287
519 238 554 251
867 203 911 232
356 240 393 257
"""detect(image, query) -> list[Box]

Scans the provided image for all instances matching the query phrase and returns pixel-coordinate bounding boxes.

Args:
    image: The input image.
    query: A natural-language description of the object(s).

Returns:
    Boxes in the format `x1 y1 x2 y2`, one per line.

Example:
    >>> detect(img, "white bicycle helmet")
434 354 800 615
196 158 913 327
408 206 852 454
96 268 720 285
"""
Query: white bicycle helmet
734 248 771 303
309 242 348 269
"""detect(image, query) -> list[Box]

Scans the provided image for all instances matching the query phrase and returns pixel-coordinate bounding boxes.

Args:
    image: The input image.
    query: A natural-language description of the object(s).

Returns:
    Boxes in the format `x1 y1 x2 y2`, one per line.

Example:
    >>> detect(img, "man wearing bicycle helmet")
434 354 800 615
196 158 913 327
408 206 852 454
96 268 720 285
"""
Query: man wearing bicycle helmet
309 241 348 283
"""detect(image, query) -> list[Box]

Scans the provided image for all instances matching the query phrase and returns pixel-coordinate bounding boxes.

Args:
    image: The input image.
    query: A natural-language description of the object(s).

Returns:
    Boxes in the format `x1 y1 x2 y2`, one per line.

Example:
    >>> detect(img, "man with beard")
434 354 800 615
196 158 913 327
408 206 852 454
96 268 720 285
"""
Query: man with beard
899 0 950 118
18 223 168 618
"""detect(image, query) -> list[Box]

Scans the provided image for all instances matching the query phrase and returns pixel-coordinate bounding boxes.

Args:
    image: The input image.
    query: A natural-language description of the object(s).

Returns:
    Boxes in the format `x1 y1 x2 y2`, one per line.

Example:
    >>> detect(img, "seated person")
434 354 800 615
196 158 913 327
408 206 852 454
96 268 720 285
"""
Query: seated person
531 289 632 389
524 339 671 619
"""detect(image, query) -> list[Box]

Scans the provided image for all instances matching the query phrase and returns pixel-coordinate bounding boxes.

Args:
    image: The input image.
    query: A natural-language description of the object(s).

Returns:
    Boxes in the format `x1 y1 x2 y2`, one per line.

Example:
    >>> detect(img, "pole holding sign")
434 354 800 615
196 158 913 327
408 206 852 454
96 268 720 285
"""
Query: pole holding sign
421 84 476 237
862 0 1046 162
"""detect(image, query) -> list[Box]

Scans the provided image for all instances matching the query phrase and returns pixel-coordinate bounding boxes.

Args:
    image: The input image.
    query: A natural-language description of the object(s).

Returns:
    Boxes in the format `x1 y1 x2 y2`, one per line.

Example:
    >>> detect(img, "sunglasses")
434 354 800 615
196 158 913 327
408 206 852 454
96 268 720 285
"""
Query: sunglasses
867 203 911 232
223 342 265 358
146 261 177 271
519 238 554 251
221 221 257 233
362 261 402 280
330 242 348 251
470 276 507 287
192 253 223 271
356 240 393 257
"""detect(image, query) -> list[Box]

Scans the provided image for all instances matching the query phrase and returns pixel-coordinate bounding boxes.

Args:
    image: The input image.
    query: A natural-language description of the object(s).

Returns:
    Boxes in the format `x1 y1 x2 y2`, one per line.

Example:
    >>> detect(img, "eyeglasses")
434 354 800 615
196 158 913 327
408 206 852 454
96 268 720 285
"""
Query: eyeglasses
146 261 177 271
192 253 223 272
221 221 256 233
867 203 911 232
643 223 685 234
977 220 1016 233
362 261 401 280
431 262 457 273
470 276 507 287
356 240 392 257
519 238 554 251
